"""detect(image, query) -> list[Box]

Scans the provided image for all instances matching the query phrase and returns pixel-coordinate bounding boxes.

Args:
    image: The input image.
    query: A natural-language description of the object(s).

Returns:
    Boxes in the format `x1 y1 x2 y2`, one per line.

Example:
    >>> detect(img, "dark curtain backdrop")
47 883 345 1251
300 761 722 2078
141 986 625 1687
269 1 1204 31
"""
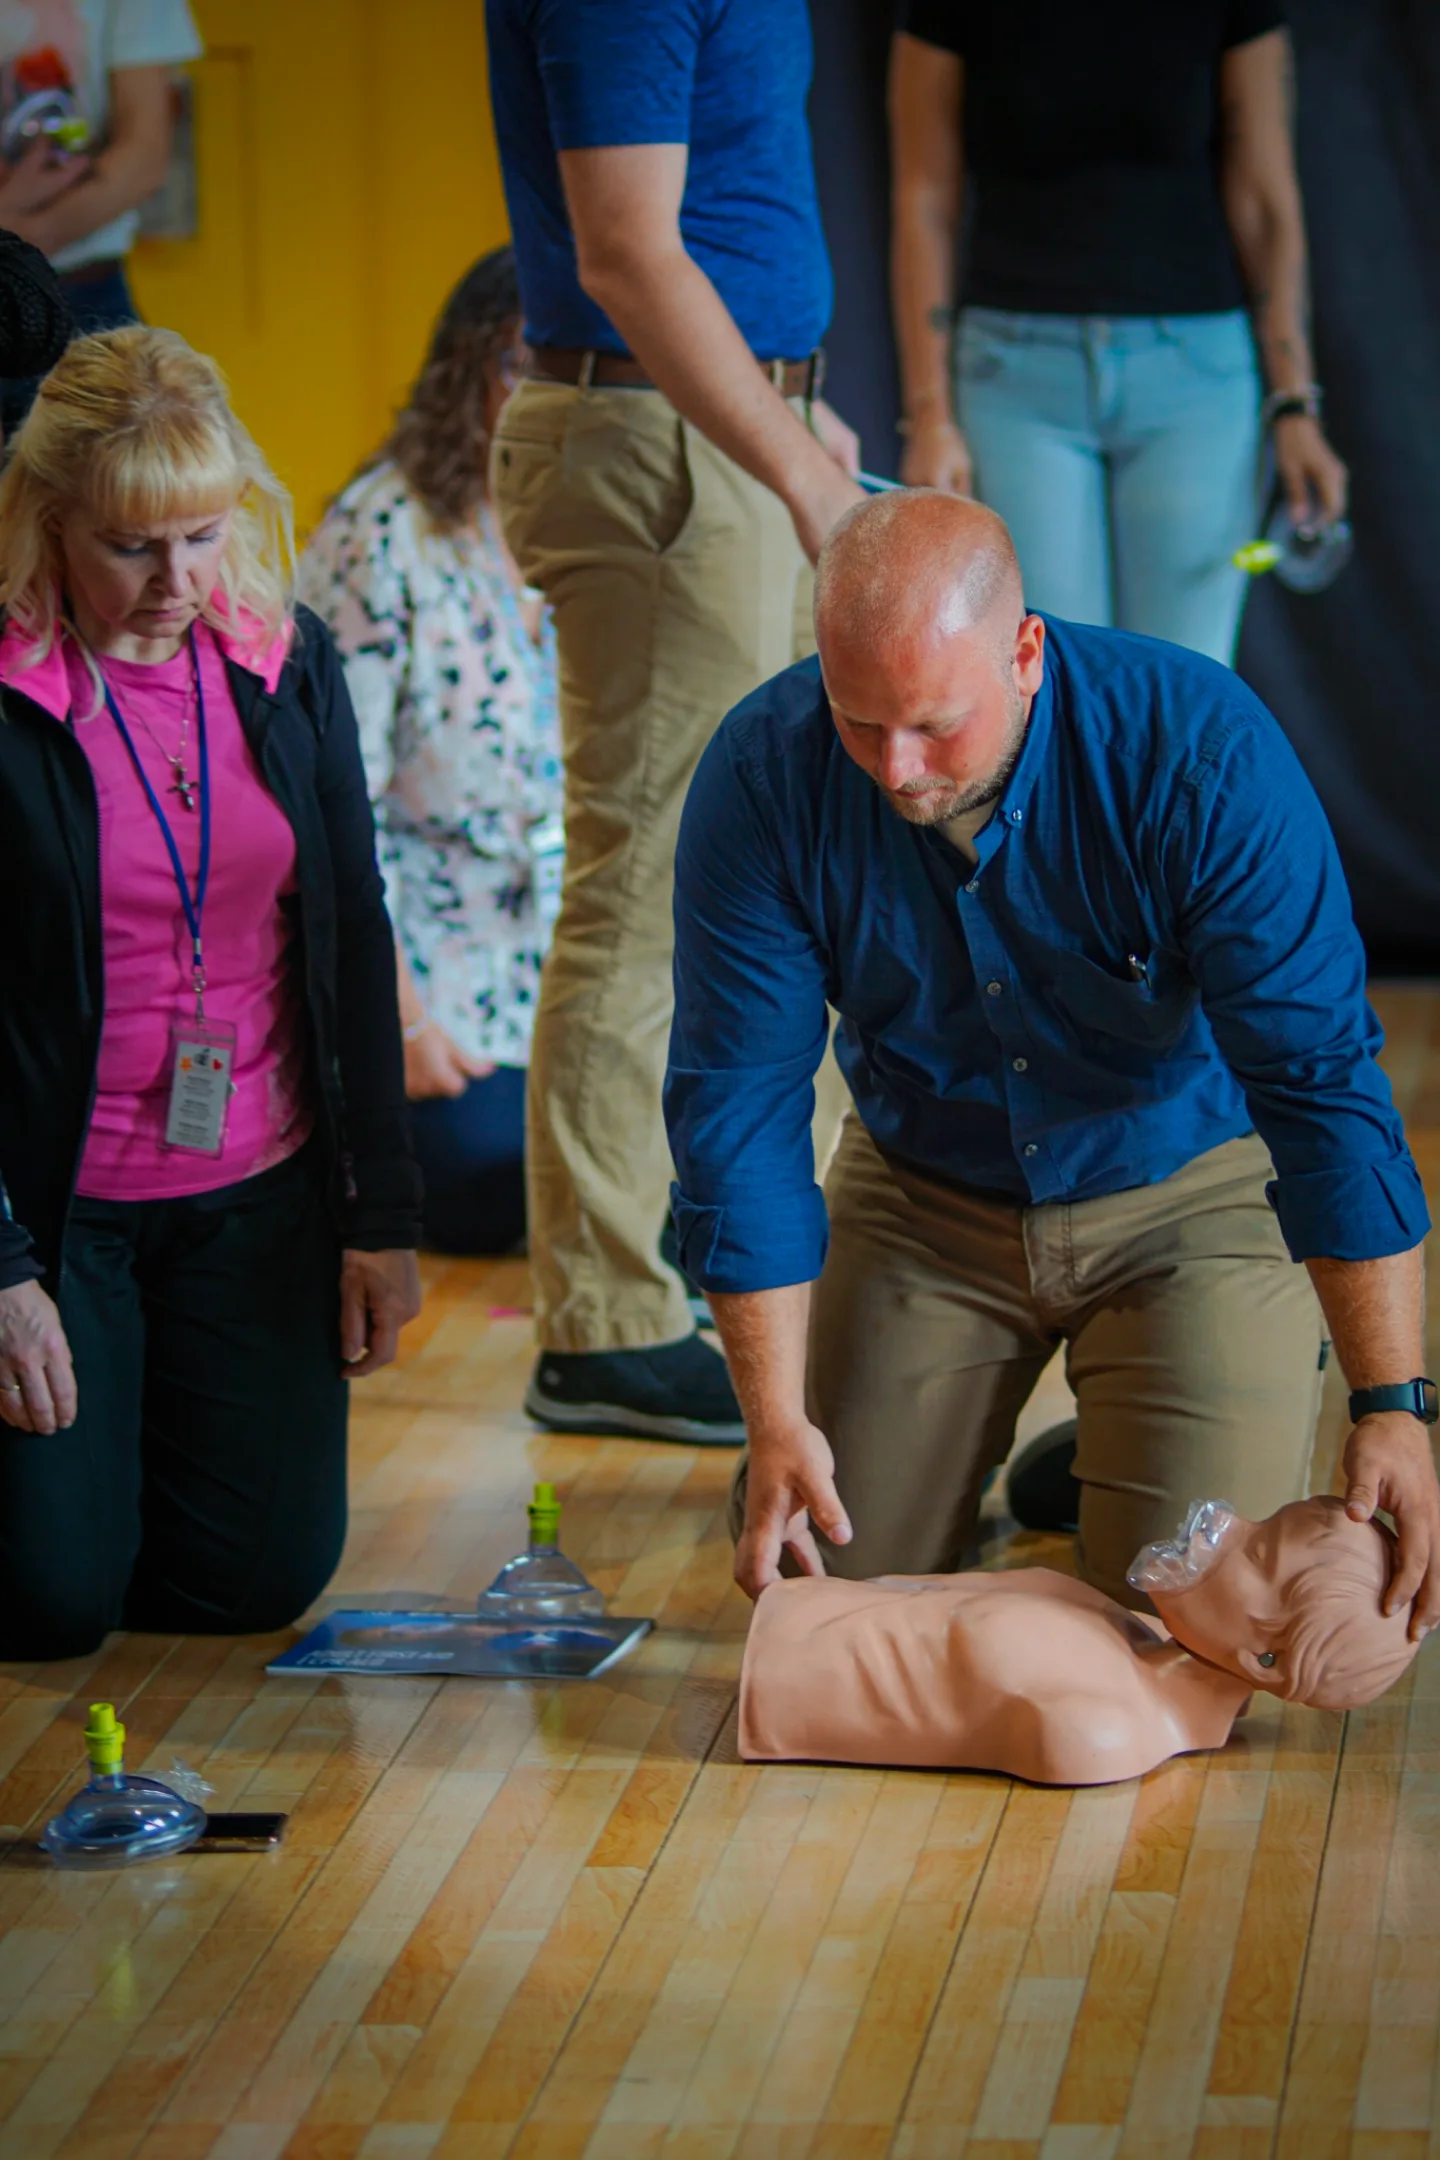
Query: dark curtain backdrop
807 0 901 481
807 0 1440 970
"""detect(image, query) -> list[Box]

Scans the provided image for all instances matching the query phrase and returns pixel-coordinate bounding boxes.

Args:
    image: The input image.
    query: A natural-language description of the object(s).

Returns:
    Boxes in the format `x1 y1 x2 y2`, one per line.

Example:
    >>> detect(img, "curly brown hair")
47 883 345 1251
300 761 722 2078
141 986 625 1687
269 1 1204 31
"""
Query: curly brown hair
376 246 520 533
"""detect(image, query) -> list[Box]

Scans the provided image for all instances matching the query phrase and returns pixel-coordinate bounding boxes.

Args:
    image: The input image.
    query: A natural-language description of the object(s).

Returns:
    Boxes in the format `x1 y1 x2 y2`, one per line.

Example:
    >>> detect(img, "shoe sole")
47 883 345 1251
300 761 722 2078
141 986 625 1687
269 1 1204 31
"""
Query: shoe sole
523 1380 745 1447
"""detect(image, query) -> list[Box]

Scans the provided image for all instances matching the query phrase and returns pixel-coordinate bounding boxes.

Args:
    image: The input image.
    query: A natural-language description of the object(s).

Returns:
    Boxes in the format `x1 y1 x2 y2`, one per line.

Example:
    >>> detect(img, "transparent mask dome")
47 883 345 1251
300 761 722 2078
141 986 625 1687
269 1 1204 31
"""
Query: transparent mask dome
1127 1498 1239 1599
477 1481 605 1624
41 1705 206 1869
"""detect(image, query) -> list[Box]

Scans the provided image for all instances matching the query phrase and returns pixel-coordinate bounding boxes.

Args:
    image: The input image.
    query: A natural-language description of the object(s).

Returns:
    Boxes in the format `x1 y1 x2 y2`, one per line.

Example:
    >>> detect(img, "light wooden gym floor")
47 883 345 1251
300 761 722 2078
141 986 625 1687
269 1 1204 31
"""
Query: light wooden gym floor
3 986 1440 2160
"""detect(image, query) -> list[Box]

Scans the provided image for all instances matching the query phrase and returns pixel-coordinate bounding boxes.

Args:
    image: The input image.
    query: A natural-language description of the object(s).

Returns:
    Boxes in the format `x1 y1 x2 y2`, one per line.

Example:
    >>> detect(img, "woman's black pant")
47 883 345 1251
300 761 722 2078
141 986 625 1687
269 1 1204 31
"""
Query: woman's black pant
409 1063 527 1254
0 1143 349 1660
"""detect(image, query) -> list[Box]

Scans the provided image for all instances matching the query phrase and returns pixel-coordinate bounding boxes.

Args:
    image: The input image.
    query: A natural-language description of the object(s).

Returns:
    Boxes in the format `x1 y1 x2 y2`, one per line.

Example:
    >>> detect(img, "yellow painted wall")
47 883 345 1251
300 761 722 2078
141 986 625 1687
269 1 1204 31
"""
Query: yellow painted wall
129 0 511 534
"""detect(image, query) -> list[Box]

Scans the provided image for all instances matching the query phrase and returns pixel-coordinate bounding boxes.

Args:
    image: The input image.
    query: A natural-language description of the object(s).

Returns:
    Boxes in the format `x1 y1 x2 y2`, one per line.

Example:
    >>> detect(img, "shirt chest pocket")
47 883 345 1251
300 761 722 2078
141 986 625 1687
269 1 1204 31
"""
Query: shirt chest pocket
1039 948 1197 1051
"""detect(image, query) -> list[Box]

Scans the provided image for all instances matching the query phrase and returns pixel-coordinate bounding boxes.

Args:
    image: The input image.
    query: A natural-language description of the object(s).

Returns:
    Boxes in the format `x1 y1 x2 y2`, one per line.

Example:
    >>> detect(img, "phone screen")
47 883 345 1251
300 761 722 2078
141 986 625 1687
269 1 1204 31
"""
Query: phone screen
196 1812 288 1851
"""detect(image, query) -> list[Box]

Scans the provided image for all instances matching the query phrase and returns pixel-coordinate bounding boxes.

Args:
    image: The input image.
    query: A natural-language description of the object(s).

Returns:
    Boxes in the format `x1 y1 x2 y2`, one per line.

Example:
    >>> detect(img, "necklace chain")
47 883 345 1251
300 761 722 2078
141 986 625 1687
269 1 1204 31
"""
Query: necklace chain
99 643 200 811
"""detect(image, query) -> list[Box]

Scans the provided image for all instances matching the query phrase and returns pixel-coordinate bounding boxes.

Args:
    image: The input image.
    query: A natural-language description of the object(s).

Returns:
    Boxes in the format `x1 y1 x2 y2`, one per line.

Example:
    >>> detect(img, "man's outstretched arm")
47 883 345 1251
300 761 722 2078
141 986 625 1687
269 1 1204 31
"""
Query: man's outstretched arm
707 1283 852 1596
1168 707 1438 1640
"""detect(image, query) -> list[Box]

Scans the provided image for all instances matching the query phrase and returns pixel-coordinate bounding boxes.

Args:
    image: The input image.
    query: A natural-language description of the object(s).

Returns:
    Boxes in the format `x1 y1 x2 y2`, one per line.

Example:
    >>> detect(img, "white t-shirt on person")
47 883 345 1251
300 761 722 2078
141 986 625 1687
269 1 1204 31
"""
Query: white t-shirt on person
0 0 202 271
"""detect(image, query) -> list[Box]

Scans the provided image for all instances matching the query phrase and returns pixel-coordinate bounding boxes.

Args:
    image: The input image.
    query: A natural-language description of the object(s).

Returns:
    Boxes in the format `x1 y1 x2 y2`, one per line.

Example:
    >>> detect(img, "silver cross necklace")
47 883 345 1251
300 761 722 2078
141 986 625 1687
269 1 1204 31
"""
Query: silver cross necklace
104 646 199 809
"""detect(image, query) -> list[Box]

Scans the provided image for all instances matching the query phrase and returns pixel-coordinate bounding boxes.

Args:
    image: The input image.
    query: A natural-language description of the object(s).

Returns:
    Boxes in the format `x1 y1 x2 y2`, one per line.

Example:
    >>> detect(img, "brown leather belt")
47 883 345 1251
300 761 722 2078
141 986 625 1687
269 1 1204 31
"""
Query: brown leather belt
527 345 826 398
57 256 125 290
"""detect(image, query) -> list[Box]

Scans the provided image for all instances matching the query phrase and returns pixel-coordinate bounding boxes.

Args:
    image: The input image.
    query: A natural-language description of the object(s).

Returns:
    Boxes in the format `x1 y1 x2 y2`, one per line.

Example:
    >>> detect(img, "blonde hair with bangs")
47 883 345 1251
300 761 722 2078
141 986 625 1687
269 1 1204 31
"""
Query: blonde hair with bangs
0 325 294 667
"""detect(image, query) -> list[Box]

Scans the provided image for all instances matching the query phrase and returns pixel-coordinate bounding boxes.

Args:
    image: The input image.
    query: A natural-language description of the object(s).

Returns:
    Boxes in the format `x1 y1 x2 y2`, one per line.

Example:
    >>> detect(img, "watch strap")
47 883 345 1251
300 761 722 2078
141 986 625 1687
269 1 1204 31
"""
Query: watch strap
1348 1378 1440 1426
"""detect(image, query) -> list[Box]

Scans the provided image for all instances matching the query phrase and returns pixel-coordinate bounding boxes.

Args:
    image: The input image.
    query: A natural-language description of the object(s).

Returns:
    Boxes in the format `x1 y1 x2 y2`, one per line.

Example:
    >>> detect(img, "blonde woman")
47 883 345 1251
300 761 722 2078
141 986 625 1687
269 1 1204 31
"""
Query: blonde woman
0 325 421 1660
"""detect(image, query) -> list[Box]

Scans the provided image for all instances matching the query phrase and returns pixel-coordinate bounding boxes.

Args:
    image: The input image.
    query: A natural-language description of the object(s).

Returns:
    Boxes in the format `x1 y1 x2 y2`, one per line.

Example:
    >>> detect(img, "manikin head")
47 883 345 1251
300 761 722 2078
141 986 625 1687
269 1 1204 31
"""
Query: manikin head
813 491 1045 825
1132 1495 1419 1712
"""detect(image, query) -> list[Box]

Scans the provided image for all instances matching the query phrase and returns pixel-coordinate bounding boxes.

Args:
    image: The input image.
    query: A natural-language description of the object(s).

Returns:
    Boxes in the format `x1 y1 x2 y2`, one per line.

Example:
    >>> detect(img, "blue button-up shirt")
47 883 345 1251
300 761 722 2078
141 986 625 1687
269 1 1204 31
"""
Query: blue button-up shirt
665 617 1428 1293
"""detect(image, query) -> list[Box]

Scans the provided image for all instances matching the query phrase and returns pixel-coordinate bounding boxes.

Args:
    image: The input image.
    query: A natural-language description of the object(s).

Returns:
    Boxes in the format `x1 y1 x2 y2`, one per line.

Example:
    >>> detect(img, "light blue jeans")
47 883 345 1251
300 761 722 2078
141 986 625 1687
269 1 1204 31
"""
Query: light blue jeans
955 307 1262 662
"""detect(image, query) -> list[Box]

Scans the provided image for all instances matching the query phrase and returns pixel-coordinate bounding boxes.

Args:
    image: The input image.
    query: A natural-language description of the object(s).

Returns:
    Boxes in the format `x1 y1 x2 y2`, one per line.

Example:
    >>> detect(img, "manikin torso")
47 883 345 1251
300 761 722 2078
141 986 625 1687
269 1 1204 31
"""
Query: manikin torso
739 1566 1251 1786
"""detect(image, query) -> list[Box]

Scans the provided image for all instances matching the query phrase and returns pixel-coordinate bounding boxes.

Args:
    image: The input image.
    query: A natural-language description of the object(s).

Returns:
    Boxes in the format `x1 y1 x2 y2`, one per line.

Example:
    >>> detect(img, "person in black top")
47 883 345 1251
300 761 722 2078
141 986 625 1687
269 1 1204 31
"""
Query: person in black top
889 3 1347 661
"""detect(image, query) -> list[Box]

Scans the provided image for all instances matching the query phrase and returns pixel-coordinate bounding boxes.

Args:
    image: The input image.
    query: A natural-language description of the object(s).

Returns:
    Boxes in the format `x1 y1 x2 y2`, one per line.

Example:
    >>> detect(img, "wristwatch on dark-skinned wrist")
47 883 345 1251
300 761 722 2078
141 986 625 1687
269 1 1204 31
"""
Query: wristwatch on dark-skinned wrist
1347 1379 1440 1427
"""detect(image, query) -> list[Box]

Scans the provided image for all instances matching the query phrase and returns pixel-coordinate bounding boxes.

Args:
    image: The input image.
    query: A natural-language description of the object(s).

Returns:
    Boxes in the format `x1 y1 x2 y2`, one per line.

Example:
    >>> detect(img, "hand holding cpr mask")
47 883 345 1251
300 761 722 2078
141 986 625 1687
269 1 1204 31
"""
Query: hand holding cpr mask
738 1496 1420 1786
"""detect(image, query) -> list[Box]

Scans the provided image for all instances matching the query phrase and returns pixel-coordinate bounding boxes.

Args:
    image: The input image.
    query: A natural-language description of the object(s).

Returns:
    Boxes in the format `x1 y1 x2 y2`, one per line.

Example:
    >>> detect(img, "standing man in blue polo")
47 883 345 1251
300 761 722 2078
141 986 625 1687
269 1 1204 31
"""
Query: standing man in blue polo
485 0 864 1442
667 490 1440 1632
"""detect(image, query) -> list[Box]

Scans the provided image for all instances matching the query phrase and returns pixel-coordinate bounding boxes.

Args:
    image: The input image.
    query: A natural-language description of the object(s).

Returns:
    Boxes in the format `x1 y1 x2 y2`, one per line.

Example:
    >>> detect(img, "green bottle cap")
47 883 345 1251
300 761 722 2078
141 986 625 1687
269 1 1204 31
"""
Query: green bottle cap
84 1702 125 1774
528 1480 561 1544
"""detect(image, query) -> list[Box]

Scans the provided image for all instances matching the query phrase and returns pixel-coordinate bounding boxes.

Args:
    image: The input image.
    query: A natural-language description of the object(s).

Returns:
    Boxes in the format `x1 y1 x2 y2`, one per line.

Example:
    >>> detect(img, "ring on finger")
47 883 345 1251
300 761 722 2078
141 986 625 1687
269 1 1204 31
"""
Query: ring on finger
0 1379 21 1394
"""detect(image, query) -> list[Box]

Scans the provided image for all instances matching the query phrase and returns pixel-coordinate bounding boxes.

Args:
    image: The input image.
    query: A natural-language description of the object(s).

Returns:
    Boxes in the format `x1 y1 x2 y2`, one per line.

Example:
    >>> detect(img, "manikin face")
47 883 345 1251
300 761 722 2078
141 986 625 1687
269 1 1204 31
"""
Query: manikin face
1135 1495 1417 1708
58 501 235 652
821 609 1047 826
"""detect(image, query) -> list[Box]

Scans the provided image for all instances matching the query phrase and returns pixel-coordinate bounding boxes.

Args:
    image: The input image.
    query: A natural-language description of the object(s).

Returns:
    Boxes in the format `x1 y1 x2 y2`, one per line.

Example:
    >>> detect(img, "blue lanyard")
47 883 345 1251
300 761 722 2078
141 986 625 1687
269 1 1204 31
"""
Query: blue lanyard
99 626 212 1016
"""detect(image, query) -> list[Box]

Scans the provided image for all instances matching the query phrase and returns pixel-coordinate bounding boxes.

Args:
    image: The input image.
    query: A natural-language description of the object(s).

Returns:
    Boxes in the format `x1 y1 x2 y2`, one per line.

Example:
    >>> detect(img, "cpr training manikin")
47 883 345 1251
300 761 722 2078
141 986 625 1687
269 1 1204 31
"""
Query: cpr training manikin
738 1496 1420 1786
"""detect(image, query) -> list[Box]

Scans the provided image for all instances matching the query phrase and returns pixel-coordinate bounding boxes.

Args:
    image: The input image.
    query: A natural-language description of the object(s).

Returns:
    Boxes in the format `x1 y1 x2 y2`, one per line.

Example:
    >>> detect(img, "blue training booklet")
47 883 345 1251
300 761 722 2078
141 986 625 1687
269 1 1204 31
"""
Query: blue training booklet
266 1611 652 1680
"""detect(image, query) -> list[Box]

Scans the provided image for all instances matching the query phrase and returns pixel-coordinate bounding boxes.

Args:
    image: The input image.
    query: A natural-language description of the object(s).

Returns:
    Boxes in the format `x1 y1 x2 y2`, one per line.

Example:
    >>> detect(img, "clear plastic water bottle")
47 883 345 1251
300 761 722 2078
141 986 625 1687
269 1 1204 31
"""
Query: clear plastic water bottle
477 1481 605 1623
41 1704 207 1869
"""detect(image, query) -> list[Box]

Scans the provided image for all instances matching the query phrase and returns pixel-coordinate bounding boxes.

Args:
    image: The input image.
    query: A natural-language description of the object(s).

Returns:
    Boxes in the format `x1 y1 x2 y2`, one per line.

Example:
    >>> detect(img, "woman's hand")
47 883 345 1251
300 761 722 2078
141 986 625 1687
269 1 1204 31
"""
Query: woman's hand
0 1280 77 1435
0 138 92 227
404 1021 494 1101
339 1249 422 1378
1273 412 1349 529
901 416 973 496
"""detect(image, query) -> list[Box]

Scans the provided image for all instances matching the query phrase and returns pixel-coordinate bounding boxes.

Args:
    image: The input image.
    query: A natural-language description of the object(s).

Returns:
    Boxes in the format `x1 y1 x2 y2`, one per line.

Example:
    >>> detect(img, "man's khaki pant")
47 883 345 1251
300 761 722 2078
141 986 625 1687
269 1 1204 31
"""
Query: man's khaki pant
492 381 830 1351
733 1120 1326 1609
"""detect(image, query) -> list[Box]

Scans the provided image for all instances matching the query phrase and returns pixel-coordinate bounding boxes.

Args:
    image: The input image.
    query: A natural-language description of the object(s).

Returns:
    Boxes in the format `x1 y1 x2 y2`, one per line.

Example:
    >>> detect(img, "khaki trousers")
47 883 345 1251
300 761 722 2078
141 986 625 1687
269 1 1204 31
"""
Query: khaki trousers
492 381 829 1350
733 1119 1325 1608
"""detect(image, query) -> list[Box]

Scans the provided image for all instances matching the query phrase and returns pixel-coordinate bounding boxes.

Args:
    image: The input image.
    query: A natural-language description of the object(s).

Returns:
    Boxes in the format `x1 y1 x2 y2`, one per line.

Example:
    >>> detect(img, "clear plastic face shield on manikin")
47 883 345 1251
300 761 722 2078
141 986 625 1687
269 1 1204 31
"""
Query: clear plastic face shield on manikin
1126 1498 1240 1598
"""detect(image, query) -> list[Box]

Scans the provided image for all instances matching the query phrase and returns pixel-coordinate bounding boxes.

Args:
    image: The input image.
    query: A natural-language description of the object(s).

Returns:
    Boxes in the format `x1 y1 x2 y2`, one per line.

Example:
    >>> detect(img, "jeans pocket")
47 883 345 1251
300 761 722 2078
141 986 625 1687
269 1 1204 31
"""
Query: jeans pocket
956 315 1007 384
1163 313 1258 386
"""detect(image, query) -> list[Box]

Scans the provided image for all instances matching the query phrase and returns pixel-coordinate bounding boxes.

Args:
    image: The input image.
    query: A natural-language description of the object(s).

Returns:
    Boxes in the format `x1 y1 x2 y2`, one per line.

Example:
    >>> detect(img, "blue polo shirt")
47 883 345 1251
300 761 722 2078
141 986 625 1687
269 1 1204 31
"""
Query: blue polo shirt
484 0 834 358
665 617 1429 1292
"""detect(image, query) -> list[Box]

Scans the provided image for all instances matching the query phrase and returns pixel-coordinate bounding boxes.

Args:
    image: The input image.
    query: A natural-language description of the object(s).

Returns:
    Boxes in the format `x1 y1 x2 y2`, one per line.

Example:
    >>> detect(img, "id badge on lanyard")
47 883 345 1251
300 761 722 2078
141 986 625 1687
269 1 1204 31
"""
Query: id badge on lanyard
101 630 237 1156
164 1014 237 1155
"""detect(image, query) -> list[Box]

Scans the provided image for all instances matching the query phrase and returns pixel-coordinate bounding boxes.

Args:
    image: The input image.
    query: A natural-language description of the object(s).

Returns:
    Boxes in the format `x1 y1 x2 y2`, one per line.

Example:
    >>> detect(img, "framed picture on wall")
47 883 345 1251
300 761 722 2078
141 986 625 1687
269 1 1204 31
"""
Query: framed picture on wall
137 71 196 240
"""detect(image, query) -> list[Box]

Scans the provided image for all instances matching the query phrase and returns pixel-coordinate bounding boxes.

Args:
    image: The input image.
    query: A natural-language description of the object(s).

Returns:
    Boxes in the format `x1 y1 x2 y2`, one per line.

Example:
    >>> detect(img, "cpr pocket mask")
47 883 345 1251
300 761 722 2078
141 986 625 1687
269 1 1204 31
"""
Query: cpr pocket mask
1127 1497 1239 1597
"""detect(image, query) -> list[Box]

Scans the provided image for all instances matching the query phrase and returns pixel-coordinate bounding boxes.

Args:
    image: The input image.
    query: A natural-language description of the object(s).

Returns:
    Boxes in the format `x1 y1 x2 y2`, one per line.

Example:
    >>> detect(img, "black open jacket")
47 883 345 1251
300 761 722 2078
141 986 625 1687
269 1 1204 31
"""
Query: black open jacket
0 604 422 1293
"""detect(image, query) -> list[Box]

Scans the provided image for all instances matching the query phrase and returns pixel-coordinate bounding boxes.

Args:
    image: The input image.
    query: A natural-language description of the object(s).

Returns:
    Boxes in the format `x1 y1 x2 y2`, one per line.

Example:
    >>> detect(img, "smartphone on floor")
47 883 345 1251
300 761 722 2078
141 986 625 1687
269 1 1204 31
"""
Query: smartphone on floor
195 1812 288 1852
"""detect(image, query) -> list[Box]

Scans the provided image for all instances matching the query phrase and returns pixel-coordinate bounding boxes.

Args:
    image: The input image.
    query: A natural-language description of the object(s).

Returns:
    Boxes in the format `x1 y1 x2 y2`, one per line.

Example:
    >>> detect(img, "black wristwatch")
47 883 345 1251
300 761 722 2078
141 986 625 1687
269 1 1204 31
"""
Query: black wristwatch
1348 1378 1440 1426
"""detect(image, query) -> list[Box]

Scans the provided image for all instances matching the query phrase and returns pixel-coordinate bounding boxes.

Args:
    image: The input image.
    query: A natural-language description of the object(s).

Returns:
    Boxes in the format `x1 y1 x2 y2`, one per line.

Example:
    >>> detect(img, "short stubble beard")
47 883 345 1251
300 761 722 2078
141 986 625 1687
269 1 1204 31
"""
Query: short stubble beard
881 681 1028 828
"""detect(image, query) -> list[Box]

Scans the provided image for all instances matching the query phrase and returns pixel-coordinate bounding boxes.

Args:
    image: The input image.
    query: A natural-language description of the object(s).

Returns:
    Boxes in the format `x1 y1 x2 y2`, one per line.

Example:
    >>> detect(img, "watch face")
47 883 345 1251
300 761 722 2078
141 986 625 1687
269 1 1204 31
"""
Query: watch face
1422 1380 1439 1425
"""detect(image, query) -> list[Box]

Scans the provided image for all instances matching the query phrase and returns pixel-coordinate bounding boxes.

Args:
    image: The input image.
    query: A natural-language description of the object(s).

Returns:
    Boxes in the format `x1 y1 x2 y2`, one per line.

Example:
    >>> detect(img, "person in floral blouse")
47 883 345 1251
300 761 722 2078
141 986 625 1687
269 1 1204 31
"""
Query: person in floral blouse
300 247 561 1253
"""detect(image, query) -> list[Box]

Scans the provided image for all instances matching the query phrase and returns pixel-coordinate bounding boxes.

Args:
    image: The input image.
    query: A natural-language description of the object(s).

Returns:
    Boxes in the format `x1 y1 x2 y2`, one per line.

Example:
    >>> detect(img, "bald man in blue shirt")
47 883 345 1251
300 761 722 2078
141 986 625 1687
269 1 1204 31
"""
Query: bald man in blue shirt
667 492 1440 1630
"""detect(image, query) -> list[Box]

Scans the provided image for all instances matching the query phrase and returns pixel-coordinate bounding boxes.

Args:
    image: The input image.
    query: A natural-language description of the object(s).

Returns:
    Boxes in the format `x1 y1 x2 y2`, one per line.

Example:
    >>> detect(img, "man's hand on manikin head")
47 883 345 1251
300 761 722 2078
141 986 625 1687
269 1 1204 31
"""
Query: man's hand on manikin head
812 490 1046 829
1340 1408 1440 1640
1135 1494 1422 1714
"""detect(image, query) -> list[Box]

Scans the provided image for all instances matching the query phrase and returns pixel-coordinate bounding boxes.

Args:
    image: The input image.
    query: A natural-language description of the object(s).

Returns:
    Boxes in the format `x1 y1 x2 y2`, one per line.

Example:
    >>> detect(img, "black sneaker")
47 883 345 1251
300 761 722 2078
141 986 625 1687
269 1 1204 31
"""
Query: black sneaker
1007 1419 1080 1533
524 1334 745 1444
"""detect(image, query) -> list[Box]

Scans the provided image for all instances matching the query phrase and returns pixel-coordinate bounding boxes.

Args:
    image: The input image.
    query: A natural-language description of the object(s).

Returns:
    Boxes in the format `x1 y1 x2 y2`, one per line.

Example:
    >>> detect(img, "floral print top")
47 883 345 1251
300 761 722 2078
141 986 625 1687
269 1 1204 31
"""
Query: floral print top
298 462 562 1066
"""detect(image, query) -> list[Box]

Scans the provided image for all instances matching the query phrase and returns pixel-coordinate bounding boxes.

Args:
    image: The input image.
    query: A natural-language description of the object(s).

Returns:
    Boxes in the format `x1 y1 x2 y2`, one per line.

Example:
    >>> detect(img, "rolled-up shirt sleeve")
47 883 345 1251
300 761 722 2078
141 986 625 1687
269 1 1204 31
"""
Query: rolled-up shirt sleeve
665 727 832 1293
1169 710 1429 1262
